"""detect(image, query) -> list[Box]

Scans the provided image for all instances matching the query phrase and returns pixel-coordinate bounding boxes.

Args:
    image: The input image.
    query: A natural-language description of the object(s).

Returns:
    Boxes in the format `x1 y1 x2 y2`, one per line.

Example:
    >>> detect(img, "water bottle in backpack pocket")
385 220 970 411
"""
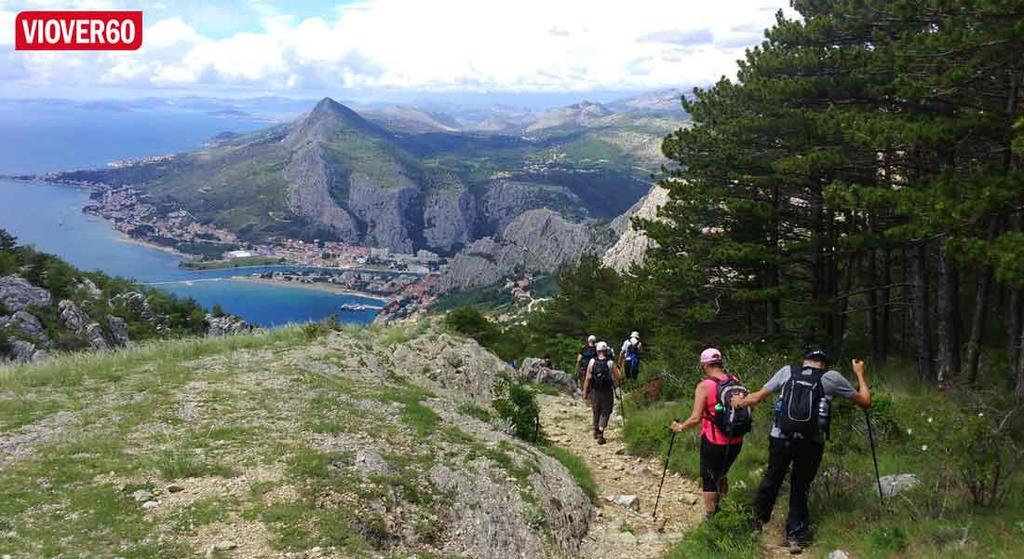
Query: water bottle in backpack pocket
711 376 753 437
777 362 830 438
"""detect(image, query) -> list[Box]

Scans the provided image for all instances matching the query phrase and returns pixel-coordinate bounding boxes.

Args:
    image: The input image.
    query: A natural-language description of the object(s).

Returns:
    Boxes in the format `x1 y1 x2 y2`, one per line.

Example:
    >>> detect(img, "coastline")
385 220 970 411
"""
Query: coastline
231 275 391 304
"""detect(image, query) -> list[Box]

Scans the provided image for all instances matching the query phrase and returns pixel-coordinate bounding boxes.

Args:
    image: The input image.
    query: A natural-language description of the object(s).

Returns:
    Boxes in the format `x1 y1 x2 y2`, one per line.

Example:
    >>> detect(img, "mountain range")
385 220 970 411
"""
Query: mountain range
39 94 683 271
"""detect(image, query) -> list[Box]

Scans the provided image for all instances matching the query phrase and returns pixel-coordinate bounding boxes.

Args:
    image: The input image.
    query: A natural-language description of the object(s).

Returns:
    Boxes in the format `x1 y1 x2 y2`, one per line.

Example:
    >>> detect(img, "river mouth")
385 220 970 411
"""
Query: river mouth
0 179 383 327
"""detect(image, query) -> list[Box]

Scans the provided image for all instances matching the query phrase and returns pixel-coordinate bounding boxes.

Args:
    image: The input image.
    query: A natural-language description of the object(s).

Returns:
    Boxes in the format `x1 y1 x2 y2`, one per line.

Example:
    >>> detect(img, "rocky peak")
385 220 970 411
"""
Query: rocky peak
285 97 386 149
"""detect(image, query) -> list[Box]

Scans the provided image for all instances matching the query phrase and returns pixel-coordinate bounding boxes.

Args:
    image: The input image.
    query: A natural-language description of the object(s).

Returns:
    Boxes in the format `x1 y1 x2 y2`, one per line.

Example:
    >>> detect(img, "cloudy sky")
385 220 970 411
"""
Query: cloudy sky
0 0 795 99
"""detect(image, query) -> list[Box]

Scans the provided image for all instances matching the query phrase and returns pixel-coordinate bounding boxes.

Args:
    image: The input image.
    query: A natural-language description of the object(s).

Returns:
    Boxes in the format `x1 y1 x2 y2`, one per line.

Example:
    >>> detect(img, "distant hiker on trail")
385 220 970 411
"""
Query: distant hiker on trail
732 350 871 553
583 341 623 445
670 348 752 518
575 335 598 388
620 331 643 381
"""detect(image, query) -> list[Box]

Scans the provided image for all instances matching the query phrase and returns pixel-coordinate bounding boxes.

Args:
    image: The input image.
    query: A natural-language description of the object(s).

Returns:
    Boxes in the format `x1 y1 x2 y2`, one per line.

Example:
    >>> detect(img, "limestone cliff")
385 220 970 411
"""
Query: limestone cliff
441 209 614 291
602 185 669 272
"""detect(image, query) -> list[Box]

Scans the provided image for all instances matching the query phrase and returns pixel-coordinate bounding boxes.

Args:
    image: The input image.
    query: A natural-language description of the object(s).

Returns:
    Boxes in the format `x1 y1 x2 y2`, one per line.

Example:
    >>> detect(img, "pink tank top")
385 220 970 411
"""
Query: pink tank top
700 377 744 445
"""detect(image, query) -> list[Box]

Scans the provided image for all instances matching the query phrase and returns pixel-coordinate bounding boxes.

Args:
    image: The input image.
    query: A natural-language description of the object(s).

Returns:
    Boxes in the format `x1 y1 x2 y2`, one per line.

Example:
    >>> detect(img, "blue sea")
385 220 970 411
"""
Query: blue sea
0 103 381 326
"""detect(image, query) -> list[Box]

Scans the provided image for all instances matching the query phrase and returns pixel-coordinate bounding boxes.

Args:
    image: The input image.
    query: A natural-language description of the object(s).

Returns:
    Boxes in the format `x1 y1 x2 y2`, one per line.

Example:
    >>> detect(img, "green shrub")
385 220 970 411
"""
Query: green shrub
492 376 543 443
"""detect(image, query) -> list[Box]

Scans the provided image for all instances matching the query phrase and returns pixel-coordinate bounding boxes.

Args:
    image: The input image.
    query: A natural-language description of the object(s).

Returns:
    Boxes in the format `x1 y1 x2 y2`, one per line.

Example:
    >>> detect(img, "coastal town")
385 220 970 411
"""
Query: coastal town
73 183 444 321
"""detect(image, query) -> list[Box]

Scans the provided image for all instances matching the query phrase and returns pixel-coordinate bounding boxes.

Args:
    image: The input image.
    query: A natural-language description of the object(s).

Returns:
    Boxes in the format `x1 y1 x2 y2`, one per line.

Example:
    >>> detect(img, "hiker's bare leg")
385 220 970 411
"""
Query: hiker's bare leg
703 492 719 515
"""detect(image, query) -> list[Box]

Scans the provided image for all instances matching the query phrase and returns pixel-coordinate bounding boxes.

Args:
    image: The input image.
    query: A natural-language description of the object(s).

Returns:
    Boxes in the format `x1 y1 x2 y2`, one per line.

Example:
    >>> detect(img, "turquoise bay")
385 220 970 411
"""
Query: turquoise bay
0 179 380 327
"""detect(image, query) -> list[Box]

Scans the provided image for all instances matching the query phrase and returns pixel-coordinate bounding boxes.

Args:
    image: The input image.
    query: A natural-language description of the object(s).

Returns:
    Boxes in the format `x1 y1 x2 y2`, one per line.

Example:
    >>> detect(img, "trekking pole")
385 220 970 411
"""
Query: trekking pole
652 423 679 519
864 408 884 506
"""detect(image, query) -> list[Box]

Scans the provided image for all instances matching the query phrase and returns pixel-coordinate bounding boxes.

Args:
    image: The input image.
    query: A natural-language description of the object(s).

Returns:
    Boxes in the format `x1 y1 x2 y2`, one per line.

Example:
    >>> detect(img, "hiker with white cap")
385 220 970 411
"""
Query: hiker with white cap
575 335 598 389
583 341 623 445
670 347 752 518
620 330 644 381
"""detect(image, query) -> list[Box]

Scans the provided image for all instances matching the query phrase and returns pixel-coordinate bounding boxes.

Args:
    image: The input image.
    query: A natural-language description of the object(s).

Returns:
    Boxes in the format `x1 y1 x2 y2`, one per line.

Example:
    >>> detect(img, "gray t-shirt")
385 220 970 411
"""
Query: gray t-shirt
762 365 857 441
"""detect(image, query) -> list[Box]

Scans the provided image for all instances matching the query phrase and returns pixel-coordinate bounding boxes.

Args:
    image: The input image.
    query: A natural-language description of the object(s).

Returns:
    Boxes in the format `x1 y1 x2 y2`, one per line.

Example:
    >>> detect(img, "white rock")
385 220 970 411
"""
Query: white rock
614 494 640 511
878 473 920 497
131 489 153 503
141 500 159 510
828 551 850 559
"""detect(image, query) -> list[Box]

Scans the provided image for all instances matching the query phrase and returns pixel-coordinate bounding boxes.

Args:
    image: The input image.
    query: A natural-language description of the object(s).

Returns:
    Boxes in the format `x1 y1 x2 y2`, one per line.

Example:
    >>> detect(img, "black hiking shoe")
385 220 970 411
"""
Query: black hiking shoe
597 433 607 445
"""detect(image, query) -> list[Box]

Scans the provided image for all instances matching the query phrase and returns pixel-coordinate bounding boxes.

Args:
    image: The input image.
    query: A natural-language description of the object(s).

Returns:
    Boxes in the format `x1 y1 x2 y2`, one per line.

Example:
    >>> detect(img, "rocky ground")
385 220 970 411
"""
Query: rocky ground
0 325 594 558
537 393 704 558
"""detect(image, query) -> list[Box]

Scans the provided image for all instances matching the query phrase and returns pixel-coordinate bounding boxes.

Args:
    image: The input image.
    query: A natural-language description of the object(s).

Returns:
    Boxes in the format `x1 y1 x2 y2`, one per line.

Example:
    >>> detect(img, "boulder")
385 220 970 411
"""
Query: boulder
515 357 577 394
8 310 46 338
0 275 51 312
613 494 641 512
84 323 110 352
204 313 250 337
108 316 131 346
878 473 920 497
110 292 153 320
76 278 102 299
131 489 153 503
8 339 38 363
58 300 91 333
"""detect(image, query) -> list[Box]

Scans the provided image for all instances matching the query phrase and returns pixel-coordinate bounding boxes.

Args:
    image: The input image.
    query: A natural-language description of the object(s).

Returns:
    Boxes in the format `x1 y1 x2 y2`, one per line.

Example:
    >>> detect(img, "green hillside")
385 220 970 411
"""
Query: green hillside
0 323 595 558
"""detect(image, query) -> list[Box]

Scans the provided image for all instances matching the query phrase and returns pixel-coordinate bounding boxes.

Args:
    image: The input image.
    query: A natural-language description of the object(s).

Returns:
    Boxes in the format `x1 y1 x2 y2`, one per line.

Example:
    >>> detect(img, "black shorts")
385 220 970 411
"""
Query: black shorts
699 435 743 492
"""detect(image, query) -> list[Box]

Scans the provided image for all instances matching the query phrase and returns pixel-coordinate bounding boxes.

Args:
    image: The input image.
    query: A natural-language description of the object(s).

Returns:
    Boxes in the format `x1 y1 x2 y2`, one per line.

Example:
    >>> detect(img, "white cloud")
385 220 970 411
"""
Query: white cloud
0 0 796 95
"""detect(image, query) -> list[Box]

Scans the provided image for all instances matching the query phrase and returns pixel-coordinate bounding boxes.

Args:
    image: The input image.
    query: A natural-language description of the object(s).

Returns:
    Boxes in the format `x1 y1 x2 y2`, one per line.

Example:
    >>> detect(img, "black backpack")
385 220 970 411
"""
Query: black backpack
590 357 614 390
777 362 830 438
708 375 753 438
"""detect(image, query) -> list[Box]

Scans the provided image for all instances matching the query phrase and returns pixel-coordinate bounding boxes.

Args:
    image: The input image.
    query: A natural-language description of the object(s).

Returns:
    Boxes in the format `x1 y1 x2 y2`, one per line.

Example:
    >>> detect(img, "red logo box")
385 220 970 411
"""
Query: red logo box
15 11 143 51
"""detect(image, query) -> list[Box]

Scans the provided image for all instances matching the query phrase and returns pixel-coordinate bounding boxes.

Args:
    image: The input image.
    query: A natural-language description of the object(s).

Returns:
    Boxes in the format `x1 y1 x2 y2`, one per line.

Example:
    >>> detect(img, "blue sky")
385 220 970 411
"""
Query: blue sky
0 0 796 99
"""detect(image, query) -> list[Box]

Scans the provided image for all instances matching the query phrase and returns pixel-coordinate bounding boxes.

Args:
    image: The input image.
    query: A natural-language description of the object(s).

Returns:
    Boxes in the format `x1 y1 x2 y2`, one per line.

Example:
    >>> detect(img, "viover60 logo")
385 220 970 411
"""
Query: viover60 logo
15 11 143 51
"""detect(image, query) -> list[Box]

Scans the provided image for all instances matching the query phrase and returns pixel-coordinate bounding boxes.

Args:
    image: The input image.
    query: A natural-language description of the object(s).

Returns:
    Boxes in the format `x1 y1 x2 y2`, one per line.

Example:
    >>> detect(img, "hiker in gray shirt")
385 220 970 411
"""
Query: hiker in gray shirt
732 349 871 553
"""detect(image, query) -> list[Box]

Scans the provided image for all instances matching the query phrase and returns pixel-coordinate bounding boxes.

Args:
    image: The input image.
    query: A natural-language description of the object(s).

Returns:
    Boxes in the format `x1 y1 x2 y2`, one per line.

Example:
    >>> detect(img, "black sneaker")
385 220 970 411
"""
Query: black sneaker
597 433 607 445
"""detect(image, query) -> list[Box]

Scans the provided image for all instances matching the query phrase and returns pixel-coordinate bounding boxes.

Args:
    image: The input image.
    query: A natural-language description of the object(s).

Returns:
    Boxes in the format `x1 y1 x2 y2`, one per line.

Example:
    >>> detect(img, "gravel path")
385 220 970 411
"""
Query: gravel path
538 393 705 558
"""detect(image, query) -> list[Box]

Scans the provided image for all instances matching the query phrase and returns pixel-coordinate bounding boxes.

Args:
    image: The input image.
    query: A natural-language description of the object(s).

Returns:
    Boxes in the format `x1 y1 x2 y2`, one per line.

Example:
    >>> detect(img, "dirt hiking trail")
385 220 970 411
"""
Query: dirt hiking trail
538 393 705 558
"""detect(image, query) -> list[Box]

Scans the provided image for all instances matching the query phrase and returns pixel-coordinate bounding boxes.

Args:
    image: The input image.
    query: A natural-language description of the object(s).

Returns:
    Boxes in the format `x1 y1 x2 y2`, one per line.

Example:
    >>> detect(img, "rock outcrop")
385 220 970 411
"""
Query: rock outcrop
515 357 578 394
481 180 585 234
204 313 250 337
441 209 613 291
422 179 476 253
58 299 91 333
602 185 669 272
0 275 51 312
108 316 131 346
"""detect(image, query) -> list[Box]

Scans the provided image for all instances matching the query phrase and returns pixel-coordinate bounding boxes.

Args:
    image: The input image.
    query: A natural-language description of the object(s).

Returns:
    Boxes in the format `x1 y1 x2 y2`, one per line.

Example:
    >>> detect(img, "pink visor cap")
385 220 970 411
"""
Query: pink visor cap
700 348 723 365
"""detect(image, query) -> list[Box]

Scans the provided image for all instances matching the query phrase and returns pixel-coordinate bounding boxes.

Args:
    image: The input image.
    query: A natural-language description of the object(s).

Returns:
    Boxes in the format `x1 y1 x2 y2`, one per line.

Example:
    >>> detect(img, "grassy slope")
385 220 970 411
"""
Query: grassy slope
0 323 579 558
620 349 1024 559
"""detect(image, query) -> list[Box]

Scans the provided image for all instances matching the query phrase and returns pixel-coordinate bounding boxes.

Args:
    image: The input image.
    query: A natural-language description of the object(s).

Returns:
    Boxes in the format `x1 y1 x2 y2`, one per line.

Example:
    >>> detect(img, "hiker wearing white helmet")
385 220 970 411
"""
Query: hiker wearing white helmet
574 335 598 389
583 341 623 444
620 331 644 381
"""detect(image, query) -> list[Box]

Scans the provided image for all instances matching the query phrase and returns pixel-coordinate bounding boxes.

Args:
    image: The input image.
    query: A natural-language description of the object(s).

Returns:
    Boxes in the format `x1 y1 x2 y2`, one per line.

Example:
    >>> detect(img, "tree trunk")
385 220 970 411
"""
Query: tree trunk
867 249 881 363
965 218 1001 383
936 248 960 387
1016 329 1024 401
910 242 933 382
877 248 891 366
1009 289 1022 375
